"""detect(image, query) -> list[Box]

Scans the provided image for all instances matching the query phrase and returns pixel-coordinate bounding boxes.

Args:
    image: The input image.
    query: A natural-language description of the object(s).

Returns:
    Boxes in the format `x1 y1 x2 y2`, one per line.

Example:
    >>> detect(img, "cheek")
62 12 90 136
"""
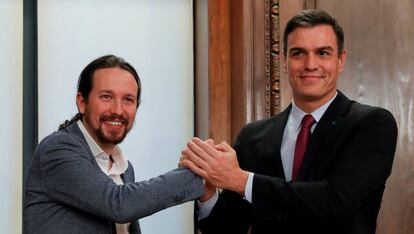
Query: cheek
126 108 137 120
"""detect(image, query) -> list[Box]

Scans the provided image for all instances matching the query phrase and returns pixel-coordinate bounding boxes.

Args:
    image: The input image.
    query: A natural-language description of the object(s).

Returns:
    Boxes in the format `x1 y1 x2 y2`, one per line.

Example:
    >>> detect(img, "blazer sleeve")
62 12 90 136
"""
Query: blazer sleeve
34 133 204 223
197 128 256 233
197 189 252 233
251 107 398 222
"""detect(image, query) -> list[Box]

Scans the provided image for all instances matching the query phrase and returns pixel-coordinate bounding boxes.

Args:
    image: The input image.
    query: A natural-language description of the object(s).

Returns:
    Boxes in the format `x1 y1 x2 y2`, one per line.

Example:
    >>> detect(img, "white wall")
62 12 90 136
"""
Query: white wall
0 0 23 233
38 0 195 233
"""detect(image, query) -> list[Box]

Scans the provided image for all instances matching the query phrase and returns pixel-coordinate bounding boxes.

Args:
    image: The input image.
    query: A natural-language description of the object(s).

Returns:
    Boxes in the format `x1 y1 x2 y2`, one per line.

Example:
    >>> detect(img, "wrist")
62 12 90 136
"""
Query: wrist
199 182 217 202
232 169 249 196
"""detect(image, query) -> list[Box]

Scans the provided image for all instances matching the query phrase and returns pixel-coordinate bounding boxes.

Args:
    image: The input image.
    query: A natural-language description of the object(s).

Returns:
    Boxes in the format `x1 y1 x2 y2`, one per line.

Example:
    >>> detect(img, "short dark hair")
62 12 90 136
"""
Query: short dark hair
283 9 344 57
59 55 141 130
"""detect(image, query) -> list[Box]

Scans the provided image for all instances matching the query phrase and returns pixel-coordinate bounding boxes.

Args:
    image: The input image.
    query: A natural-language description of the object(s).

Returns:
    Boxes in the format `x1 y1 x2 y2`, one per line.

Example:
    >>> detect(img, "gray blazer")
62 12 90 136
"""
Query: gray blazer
24 122 204 234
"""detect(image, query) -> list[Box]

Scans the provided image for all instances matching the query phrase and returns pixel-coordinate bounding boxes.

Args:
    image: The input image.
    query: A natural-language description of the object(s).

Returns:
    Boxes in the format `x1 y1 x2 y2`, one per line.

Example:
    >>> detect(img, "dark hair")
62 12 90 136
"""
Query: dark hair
59 55 141 130
283 9 344 57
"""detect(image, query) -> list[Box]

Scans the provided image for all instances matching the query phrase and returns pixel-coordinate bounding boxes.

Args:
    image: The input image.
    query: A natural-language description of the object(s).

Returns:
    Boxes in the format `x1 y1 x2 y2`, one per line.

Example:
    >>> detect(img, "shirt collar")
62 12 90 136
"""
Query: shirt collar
77 120 128 175
290 92 337 130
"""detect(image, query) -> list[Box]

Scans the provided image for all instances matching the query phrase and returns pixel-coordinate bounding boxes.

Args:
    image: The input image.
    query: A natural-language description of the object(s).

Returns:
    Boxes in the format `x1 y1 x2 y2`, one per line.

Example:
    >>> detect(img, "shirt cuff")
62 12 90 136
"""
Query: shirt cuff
197 189 219 220
244 172 254 203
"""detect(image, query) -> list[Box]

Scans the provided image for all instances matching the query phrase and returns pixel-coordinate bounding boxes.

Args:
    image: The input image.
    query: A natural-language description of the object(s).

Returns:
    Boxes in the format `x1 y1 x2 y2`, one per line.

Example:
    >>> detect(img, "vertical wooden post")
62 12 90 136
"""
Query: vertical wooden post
208 0 232 143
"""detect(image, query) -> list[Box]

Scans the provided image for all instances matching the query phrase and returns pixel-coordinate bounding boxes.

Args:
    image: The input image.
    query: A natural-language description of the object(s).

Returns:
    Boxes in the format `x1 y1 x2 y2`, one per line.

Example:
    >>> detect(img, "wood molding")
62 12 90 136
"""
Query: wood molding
270 0 281 116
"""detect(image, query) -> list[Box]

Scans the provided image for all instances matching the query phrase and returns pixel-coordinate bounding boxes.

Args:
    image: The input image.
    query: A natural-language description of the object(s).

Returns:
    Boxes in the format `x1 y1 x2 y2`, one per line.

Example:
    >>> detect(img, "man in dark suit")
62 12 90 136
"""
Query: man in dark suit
24 55 204 234
180 9 398 234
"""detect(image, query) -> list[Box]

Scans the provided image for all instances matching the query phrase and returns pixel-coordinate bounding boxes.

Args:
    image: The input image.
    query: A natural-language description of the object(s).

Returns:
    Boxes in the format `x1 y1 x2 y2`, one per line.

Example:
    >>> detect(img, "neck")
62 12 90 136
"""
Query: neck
293 92 336 113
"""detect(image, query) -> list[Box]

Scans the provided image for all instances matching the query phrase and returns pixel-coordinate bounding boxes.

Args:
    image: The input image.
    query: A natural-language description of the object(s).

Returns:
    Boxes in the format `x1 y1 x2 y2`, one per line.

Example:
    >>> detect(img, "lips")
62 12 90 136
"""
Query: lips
100 114 128 127
299 73 324 79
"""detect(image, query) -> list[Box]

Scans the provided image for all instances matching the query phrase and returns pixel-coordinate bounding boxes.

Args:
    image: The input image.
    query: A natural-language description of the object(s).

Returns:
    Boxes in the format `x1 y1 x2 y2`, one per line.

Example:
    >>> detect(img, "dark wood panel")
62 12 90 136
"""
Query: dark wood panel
209 0 284 143
230 0 253 141
208 0 232 143
316 1 414 233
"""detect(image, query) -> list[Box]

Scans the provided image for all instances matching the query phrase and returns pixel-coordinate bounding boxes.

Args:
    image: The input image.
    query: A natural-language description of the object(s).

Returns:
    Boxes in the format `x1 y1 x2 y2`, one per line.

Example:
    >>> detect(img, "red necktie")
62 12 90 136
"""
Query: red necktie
292 114 315 181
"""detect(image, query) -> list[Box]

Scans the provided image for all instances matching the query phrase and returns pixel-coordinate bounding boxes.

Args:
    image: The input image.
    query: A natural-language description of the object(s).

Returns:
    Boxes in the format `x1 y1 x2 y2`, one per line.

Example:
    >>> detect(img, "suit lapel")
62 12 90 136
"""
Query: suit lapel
65 122 100 164
259 106 291 179
297 91 351 180
120 163 133 183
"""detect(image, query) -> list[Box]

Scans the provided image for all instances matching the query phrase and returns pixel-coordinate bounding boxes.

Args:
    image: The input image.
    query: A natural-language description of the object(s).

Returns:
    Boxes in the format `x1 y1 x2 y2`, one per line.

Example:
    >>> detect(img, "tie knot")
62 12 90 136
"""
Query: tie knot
301 114 315 129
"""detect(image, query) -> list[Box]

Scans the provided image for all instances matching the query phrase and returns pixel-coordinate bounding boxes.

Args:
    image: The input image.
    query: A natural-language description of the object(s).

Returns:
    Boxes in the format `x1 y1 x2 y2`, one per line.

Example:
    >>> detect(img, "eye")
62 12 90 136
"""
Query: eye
318 49 332 56
100 94 112 100
123 97 136 104
290 49 304 57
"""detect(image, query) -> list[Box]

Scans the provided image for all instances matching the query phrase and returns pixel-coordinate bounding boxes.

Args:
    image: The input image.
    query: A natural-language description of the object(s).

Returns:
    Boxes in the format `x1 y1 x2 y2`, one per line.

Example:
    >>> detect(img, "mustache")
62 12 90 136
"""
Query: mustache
100 114 128 124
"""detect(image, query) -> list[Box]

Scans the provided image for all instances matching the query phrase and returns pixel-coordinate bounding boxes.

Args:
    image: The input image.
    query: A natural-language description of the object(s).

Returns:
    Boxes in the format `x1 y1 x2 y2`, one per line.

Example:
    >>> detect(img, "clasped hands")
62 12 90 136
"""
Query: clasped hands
179 137 249 201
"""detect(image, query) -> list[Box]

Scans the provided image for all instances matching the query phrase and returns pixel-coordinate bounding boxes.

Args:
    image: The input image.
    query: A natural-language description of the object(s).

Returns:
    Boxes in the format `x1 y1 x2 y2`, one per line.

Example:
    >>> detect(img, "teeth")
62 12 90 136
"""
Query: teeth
107 121 122 126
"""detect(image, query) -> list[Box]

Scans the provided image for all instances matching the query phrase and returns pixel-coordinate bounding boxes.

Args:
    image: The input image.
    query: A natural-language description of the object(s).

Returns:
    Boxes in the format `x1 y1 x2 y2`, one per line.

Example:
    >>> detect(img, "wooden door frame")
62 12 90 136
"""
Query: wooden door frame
203 0 283 143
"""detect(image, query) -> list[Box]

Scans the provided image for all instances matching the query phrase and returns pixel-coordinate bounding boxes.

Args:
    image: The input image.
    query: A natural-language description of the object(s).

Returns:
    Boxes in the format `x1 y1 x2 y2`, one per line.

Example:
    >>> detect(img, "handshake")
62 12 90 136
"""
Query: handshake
179 137 249 201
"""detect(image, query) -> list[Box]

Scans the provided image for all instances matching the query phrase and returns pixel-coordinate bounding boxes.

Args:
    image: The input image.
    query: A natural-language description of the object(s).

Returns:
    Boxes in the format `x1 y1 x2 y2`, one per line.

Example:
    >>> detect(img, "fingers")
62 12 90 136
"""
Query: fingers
215 141 234 153
182 146 212 171
180 159 208 178
187 139 217 165
205 138 215 146
192 137 220 159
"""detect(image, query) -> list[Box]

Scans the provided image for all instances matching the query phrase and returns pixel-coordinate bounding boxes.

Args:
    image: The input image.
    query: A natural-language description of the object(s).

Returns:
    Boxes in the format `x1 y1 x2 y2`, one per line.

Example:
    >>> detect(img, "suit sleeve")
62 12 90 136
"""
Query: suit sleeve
252 108 398 222
35 134 204 223
197 131 255 233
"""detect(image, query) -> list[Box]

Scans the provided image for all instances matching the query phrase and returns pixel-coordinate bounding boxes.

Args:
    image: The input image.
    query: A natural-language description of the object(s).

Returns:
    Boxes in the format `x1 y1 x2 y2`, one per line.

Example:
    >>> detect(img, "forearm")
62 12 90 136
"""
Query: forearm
44 151 204 222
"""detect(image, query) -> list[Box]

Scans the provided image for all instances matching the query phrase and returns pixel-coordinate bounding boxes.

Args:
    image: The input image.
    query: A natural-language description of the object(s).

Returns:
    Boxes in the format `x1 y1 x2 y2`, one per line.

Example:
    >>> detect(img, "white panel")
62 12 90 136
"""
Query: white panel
0 0 23 233
38 0 195 233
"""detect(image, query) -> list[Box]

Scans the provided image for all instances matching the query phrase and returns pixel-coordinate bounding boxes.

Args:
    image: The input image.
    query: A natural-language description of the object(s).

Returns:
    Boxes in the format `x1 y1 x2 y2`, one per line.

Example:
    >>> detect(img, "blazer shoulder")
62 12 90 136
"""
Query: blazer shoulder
347 101 397 125
37 128 85 150
240 109 288 135
34 126 91 165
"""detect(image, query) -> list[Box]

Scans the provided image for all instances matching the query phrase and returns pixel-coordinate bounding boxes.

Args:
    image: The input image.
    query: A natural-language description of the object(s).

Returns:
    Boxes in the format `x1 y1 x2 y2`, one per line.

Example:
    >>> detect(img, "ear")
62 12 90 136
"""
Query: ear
338 49 347 73
76 92 86 114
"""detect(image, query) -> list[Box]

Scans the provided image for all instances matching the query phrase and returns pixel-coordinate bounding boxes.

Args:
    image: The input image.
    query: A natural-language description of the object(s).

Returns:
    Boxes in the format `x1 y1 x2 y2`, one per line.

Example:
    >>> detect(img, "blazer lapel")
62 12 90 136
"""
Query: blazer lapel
297 91 351 180
120 163 134 183
259 106 291 179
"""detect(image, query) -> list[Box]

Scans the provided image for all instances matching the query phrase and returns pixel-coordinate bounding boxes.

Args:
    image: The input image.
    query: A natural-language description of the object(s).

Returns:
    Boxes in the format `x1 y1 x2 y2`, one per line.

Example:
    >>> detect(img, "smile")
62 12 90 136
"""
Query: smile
299 74 324 79
106 121 123 126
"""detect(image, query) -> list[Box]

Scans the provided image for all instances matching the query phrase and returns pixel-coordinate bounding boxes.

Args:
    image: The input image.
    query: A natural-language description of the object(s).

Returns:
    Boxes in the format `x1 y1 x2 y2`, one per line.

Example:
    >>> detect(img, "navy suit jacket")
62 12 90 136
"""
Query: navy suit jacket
198 91 398 234
24 122 204 234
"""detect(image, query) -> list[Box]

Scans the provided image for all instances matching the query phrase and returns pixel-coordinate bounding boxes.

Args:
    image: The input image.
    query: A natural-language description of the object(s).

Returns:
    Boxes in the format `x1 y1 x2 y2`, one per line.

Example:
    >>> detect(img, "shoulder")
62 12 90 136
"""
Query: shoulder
33 124 92 167
238 107 289 137
36 127 87 153
346 100 396 126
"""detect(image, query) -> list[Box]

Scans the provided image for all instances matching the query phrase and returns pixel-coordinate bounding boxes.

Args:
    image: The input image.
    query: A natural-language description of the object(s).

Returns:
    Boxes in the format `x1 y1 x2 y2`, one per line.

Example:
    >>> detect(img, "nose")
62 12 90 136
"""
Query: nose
111 99 123 116
304 54 318 71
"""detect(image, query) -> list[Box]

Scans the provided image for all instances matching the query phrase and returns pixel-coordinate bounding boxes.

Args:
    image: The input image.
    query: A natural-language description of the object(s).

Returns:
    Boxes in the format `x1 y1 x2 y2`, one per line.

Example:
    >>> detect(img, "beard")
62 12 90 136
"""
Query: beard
92 113 131 145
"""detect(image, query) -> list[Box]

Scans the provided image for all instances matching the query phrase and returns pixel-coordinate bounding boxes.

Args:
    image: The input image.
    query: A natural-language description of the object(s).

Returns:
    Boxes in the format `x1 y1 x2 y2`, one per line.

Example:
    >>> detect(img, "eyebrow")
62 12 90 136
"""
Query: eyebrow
288 47 305 54
318 46 334 51
288 46 335 53
99 90 136 98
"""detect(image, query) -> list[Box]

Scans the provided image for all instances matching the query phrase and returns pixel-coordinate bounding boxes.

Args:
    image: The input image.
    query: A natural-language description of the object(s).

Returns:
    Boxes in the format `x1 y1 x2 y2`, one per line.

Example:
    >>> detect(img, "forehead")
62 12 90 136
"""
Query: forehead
92 67 138 95
287 25 338 51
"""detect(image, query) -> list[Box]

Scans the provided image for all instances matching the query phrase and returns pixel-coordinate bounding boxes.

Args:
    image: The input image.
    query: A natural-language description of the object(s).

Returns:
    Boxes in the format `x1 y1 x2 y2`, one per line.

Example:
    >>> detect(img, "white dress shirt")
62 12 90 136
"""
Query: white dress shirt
77 120 130 234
